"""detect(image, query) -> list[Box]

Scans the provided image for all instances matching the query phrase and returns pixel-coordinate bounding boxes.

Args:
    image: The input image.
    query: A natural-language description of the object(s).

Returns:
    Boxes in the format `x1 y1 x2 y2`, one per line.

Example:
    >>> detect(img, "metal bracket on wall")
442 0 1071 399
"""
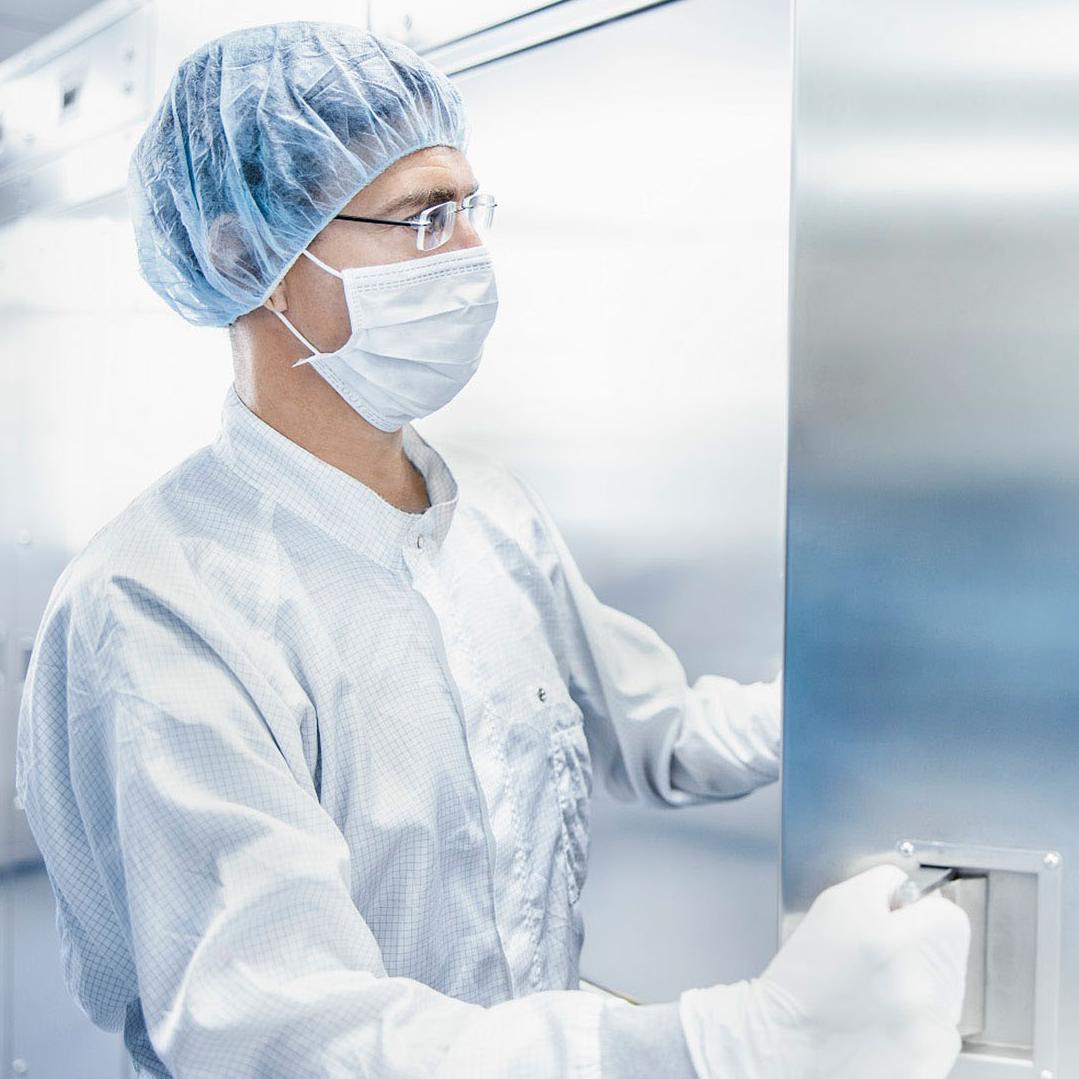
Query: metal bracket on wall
409 0 678 75
896 839 1063 1079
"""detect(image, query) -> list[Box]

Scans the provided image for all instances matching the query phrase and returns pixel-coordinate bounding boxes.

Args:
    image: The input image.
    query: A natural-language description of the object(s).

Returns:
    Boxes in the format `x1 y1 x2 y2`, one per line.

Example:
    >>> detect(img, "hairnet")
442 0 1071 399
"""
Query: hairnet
128 22 470 327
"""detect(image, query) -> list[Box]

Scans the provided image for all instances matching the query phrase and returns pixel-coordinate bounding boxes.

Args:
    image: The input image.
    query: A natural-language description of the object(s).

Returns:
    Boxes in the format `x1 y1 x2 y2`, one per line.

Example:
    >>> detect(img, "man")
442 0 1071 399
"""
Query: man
15 21 969 1079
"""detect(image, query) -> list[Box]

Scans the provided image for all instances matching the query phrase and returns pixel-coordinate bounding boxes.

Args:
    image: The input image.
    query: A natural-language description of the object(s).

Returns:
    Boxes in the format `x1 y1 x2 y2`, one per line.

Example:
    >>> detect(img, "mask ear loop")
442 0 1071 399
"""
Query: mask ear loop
301 249 344 279
272 249 345 367
271 309 320 367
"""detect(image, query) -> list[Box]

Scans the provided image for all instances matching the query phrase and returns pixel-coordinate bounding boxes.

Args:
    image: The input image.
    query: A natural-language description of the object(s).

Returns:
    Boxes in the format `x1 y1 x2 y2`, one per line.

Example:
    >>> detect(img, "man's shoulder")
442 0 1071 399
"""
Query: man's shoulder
84 444 231 553
42 444 249 642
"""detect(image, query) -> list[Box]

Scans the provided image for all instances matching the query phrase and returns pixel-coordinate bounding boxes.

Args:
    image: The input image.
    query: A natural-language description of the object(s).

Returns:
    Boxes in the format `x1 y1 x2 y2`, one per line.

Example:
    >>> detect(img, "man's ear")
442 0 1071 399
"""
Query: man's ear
263 281 288 313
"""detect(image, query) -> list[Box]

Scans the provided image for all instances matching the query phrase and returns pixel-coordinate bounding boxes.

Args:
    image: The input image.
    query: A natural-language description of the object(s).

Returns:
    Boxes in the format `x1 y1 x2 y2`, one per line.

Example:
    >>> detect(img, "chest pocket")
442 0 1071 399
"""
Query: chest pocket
541 688 593 905
459 546 595 903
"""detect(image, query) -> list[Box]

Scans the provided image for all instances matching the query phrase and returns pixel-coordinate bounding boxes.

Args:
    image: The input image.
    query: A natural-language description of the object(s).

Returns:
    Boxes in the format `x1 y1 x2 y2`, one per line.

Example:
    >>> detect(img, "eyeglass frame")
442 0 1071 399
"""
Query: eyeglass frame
333 191 497 251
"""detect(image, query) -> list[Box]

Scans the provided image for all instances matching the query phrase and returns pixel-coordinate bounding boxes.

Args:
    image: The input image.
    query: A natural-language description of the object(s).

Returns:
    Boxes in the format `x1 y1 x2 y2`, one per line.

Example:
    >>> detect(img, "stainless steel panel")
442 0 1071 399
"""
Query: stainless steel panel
370 0 556 50
0 4 151 180
0 123 145 225
374 0 668 60
784 0 1079 1074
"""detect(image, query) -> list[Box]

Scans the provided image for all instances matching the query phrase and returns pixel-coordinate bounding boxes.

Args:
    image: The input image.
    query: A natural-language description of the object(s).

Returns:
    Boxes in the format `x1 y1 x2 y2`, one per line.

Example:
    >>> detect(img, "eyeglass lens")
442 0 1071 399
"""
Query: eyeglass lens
418 195 497 252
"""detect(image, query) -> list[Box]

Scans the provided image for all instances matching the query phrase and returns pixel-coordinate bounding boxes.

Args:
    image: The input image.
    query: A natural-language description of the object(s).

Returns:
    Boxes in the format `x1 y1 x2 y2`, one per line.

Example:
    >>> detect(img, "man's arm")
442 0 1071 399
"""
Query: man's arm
19 571 697 1078
511 472 781 807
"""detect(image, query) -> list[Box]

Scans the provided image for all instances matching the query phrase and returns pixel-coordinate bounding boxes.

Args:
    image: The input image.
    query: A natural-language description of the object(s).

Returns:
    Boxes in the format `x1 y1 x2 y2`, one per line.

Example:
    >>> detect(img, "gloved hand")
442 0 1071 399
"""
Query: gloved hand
678 864 971 1079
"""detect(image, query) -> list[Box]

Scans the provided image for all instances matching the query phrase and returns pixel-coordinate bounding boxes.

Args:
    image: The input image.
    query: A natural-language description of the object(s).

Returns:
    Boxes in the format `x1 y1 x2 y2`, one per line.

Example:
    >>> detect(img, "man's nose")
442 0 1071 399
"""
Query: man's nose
445 214 484 251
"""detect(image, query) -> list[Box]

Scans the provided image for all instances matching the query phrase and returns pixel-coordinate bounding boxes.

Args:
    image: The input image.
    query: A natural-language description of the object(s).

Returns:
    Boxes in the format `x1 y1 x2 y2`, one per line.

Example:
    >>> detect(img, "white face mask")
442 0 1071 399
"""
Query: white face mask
271 244 499 432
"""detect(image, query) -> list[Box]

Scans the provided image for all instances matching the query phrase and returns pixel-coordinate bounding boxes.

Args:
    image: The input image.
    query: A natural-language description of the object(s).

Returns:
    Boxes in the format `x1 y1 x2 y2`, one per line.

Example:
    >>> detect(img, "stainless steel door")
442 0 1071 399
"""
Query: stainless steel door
785 2 1079 1074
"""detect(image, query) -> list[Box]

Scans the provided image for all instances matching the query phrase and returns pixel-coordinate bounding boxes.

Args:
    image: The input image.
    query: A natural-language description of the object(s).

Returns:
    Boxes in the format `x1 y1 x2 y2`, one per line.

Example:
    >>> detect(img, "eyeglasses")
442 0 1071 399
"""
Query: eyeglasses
334 191 497 252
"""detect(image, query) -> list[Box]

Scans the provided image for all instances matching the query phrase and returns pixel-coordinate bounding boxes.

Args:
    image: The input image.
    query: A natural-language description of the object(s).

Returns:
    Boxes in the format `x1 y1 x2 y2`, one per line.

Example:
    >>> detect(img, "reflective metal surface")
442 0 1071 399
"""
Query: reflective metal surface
370 0 667 54
0 3 151 225
784 1 1079 1074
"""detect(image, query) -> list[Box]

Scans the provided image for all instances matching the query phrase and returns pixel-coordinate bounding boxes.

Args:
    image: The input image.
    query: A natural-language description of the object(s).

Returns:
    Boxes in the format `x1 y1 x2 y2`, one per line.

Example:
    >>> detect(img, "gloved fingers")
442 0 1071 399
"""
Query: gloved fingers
890 890 972 957
886 895 970 1027
886 960 966 1026
904 1023 963 1079
818 863 909 913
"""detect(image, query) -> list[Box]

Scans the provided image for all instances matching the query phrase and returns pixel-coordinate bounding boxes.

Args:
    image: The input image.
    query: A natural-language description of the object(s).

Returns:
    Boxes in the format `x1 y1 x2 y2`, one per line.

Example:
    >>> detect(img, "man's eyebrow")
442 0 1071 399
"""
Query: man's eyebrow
376 182 481 219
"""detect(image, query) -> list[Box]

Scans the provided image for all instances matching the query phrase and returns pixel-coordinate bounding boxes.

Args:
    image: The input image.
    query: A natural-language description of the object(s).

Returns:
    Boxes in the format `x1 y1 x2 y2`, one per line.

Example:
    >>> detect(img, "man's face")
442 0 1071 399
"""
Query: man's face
266 145 482 354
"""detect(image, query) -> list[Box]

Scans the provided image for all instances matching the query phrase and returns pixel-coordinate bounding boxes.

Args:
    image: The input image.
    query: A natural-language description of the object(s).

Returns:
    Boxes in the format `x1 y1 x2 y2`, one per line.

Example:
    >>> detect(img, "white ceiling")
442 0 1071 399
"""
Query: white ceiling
0 0 101 63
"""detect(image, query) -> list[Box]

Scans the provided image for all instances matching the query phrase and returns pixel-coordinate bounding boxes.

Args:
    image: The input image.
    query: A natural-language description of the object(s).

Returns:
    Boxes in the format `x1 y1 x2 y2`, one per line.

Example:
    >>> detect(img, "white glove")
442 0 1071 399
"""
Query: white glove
679 864 971 1079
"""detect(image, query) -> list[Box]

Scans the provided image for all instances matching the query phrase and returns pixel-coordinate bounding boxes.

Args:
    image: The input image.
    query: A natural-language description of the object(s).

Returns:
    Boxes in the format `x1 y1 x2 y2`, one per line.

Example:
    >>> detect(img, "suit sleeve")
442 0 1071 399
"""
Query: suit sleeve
29 572 700 1078
511 472 781 807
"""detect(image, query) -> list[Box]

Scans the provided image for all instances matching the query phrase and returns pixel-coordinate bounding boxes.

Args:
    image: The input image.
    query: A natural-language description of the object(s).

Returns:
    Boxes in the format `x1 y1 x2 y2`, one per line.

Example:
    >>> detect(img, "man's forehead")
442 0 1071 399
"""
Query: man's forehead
344 150 477 216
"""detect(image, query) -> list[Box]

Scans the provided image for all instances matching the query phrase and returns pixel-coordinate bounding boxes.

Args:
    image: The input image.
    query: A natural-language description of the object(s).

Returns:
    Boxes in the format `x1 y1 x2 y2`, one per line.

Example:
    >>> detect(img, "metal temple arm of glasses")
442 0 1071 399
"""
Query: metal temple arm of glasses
334 195 496 231
333 213 423 229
